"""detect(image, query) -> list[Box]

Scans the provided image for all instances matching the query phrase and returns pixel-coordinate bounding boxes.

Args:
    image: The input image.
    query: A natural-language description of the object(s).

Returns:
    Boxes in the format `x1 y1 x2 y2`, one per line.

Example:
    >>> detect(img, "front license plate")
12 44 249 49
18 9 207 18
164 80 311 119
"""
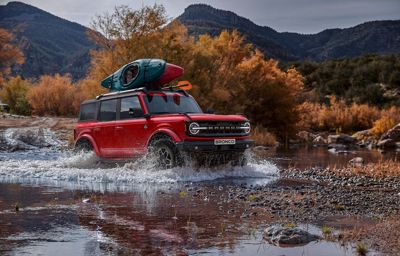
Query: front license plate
214 139 236 145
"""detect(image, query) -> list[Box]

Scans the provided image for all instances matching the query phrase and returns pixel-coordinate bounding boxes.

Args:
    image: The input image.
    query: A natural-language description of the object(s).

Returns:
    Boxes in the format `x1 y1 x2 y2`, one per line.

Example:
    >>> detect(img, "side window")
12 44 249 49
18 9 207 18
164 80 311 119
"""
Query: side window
79 102 96 121
99 99 117 122
120 96 144 120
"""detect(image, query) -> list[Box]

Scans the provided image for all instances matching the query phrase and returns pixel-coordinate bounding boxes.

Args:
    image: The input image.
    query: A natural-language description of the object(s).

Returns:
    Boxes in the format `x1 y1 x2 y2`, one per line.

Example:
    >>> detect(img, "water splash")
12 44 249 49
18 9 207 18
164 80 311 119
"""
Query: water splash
0 150 278 187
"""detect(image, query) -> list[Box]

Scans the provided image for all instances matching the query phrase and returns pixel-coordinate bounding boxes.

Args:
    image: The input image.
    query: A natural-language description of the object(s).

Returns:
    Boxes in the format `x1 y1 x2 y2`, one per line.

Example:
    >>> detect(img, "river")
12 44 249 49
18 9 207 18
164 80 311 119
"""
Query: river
0 146 395 255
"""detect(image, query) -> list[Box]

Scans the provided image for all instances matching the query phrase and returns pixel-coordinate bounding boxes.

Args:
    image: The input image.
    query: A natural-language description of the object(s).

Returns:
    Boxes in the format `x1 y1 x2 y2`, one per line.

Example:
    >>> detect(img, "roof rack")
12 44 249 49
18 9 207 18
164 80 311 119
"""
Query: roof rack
95 86 190 100
96 87 147 100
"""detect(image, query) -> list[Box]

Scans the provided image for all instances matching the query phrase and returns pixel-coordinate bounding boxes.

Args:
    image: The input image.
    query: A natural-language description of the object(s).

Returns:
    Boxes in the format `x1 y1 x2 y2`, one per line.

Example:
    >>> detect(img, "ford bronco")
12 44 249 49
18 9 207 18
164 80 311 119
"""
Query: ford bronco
74 87 254 168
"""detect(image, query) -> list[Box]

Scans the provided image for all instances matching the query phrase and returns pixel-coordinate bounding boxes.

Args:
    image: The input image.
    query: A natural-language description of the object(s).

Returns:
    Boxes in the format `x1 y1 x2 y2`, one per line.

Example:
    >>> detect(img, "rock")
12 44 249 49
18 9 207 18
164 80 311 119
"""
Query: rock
313 135 327 145
377 139 396 148
296 131 316 143
327 143 347 150
380 123 400 142
264 225 320 246
0 127 64 151
328 134 356 145
352 129 373 141
349 157 364 166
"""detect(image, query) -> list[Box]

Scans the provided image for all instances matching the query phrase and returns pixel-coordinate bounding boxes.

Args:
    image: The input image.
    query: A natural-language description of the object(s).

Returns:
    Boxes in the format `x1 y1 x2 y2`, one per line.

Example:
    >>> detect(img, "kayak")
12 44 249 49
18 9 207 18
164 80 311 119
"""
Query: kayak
101 59 184 91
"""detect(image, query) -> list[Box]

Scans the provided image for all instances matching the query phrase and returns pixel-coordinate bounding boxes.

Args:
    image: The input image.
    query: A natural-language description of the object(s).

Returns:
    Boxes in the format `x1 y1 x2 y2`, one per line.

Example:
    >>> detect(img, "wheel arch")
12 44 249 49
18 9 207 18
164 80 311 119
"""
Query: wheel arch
74 135 100 156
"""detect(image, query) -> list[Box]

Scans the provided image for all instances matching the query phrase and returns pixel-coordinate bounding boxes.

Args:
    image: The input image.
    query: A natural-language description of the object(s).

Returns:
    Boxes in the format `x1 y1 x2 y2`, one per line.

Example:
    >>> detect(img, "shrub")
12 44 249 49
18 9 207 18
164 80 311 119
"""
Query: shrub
251 126 278 146
0 76 31 115
27 74 79 116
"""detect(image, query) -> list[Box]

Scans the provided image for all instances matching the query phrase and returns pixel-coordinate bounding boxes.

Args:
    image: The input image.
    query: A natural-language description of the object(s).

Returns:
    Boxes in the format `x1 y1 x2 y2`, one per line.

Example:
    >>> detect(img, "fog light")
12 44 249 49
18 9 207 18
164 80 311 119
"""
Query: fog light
195 146 199 150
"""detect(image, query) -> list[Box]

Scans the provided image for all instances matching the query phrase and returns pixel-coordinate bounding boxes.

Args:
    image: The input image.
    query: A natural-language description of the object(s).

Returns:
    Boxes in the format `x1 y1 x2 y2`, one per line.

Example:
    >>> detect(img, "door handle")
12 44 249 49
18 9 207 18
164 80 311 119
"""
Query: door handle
115 126 123 130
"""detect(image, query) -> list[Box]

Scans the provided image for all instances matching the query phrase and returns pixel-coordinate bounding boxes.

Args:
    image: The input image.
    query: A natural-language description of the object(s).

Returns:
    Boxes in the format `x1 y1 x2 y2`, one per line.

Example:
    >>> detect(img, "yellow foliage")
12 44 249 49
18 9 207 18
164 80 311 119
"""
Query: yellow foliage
0 76 31 115
371 117 396 137
27 74 79 116
298 97 381 132
0 29 24 85
251 126 277 146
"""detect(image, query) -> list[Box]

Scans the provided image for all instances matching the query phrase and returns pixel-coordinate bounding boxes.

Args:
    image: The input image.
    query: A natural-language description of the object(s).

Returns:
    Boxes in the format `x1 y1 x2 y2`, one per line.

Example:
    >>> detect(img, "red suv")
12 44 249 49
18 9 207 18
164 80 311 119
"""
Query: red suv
74 88 254 168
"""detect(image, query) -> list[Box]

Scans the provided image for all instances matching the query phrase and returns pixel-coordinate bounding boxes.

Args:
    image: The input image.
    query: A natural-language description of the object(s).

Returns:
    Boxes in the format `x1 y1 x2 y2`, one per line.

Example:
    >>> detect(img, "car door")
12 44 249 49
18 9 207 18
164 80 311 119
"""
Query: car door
114 96 149 157
94 99 118 157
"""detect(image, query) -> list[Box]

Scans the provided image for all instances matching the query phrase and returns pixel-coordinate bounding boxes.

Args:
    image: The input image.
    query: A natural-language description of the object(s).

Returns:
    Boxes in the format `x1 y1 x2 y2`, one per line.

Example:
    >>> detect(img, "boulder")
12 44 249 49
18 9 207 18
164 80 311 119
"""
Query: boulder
296 131 316 143
313 135 327 145
264 225 320 246
378 124 400 148
328 134 356 145
377 139 396 148
349 157 364 166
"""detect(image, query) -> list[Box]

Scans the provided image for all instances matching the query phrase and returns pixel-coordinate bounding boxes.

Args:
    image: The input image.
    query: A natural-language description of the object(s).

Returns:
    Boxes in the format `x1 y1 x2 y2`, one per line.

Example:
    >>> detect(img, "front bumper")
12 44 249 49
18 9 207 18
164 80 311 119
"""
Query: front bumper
176 139 254 152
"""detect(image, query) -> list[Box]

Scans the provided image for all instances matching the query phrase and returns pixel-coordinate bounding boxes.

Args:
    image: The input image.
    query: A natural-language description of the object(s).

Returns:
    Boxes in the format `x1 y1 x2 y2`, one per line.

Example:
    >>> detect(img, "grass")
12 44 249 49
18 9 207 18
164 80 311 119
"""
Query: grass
251 126 277 147
341 218 400 255
335 204 346 211
356 243 368 256
332 160 400 178
283 222 297 229
321 226 333 236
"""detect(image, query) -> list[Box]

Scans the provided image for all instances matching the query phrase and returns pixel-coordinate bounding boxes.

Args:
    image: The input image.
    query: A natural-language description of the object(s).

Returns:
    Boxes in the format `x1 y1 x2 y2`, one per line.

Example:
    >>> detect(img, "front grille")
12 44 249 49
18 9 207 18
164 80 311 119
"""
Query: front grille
190 121 248 136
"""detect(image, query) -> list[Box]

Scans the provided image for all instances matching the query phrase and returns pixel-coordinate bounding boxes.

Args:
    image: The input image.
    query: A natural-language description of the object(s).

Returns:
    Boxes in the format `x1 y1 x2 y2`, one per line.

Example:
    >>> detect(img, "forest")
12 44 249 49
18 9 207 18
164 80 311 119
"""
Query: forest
1 4 399 143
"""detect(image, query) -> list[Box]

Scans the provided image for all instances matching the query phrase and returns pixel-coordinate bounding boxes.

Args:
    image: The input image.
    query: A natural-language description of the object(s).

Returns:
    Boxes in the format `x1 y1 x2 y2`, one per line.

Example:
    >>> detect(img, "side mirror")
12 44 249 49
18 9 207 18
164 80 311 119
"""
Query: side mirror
144 113 151 119
205 108 215 114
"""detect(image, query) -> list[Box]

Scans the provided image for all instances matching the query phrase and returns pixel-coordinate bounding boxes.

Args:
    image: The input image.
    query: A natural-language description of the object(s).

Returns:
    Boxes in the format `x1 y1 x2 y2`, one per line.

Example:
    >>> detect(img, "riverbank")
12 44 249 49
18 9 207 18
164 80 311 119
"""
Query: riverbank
230 162 400 255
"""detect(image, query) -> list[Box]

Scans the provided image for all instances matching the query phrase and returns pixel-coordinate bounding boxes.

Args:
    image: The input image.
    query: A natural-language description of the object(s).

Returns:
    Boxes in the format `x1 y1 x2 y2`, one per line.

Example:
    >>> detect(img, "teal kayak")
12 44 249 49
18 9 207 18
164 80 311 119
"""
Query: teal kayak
101 59 184 91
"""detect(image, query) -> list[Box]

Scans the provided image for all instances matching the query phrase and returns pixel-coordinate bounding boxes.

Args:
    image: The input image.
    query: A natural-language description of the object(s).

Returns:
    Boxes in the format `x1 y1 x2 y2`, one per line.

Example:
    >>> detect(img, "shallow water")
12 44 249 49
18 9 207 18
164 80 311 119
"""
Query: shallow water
0 147 390 255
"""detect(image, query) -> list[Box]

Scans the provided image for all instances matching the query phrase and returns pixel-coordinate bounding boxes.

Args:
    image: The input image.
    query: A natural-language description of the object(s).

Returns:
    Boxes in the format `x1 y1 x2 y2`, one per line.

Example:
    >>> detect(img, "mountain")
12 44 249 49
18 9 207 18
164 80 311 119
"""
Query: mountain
1 2 399 80
0 1 95 80
177 4 400 61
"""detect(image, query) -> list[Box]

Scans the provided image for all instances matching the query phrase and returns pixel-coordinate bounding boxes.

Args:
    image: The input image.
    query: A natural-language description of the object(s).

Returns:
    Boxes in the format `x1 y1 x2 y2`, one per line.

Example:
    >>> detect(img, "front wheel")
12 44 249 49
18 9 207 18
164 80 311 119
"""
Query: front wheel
149 137 180 169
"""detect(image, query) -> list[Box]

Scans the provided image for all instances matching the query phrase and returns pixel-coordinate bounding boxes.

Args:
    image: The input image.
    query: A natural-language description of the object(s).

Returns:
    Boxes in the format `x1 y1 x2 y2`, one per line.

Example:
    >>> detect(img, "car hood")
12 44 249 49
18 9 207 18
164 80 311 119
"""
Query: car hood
149 113 248 122
187 114 248 122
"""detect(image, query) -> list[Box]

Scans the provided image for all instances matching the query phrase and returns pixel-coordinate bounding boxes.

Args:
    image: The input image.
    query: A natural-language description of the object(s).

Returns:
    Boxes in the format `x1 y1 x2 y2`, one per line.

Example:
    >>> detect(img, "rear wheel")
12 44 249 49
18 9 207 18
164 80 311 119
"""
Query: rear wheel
149 136 180 169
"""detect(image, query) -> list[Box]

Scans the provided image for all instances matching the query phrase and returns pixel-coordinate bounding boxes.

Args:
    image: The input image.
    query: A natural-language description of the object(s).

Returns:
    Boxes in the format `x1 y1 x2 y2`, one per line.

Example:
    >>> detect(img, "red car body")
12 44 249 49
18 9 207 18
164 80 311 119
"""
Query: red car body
74 88 254 165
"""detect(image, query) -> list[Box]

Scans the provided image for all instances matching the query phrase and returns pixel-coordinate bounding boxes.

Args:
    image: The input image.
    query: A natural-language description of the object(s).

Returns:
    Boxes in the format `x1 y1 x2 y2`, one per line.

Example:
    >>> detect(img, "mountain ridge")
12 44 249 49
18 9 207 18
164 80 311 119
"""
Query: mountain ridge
177 4 400 60
1 2 399 80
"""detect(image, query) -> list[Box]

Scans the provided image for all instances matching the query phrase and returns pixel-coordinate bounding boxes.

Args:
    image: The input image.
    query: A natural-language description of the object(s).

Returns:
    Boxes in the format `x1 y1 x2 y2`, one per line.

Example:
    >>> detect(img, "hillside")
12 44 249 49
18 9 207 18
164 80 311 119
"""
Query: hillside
178 4 400 61
0 1 95 80
1 2 399 80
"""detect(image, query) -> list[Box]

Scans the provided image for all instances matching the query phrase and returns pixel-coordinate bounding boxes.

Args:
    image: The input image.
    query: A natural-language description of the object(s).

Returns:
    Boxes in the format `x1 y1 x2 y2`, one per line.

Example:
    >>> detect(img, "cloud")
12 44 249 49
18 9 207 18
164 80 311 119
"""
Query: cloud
2 0 399 33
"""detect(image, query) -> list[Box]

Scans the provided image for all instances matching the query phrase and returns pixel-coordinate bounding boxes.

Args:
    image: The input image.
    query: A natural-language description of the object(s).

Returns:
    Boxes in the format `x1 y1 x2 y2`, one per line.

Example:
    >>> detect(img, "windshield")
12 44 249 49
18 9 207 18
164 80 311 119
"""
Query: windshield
144 94 202 114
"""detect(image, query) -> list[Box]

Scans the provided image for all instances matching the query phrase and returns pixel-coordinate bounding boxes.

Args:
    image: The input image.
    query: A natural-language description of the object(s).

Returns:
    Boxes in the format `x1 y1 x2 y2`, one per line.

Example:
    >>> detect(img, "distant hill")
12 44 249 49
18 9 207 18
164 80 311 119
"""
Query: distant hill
0 1 95 80
1 2 399 80
177 4 400 61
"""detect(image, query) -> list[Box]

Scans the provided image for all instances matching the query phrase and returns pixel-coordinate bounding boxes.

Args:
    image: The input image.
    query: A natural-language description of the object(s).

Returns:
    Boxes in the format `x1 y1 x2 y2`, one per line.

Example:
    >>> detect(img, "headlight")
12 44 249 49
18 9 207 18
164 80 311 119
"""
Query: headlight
188 122 200 135
243 122 251 134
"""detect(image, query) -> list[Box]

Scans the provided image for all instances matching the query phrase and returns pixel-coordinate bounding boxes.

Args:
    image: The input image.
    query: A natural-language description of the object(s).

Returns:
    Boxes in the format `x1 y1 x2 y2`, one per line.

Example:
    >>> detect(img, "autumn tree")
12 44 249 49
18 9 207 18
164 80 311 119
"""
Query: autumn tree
0 76 31 115
82 4 193 98
28 74 79 116
83 4 304 140
0 29 24 86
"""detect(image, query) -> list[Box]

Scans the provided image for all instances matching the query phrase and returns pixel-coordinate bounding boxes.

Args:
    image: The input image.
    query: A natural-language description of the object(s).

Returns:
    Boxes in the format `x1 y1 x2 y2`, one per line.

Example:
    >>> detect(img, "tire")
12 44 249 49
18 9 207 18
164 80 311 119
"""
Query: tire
74 139 93 153
148 136 180 169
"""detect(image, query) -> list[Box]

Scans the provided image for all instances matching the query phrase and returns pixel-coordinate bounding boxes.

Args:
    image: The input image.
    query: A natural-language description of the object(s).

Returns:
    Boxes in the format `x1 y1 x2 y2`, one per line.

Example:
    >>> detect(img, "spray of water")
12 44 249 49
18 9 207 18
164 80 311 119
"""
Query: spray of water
0 149 279 188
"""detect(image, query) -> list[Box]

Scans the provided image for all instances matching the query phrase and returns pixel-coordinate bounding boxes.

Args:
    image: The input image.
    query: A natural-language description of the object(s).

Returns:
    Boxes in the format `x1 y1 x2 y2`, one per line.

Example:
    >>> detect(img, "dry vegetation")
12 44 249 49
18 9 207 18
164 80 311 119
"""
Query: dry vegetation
298 97 400 136
340 218 400 255
251 126 278 146
333 160 400 178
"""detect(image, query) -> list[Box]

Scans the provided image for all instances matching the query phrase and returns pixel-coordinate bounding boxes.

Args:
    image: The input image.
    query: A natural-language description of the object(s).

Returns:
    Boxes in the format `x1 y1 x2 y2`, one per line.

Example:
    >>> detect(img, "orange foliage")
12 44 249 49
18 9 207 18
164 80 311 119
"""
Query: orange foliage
298 97 400 133
0 29 24 86
27 74 79 116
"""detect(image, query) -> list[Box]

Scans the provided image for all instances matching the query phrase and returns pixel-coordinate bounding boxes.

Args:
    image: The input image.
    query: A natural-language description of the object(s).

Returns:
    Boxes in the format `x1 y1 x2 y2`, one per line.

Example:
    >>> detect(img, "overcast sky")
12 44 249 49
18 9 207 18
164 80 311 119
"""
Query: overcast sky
1 0 399 33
